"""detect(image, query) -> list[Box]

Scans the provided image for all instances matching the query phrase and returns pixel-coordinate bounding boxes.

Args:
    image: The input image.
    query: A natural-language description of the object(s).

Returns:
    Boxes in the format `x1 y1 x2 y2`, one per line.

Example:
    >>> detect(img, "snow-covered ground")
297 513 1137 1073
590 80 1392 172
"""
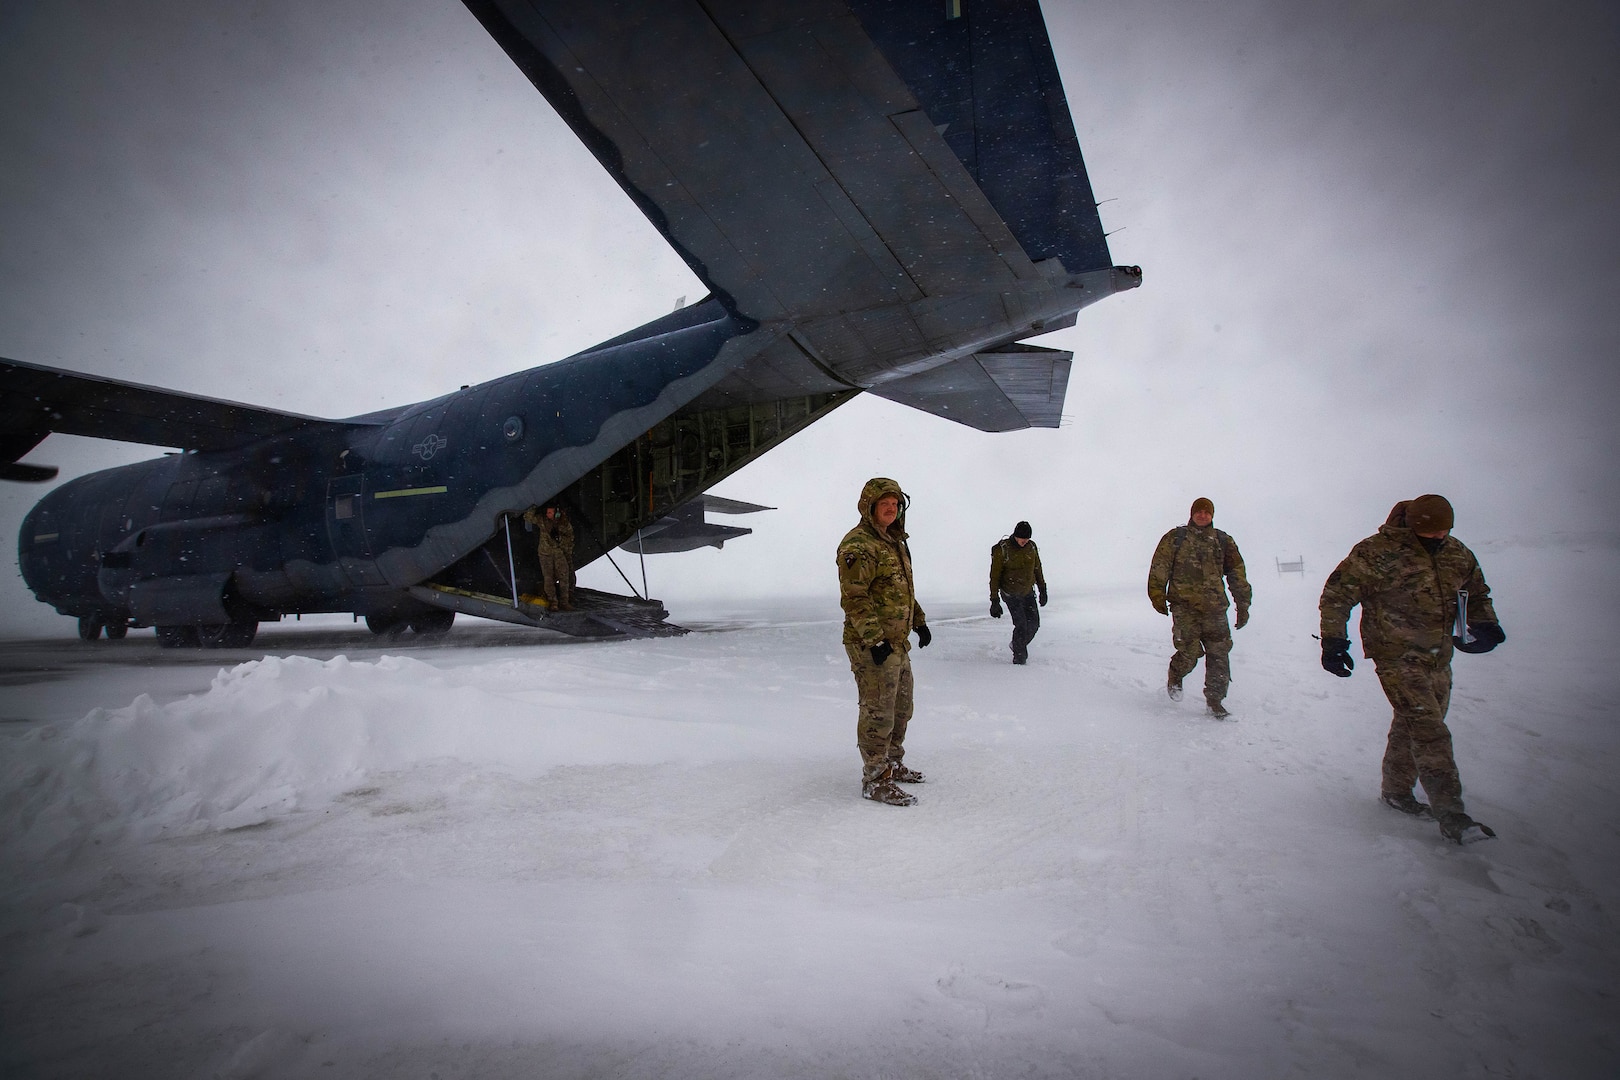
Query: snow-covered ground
2 537 1617 1079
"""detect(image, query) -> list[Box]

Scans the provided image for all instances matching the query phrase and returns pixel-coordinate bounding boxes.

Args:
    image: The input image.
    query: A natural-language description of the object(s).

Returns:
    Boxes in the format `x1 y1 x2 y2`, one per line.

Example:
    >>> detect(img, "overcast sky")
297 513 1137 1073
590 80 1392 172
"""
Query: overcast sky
2 1 1616 635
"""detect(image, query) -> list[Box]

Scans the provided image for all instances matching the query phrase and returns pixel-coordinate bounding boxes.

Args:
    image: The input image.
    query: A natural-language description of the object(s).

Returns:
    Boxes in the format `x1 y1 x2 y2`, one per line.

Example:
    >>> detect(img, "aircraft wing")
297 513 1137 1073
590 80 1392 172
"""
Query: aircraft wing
463 0 1134 417
0 356 358 476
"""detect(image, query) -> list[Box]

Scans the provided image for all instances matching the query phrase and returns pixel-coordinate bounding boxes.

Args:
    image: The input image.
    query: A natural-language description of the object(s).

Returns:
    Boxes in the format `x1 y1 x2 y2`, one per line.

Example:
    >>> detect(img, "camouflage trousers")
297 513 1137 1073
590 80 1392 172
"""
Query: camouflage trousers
1373 655 1462 816
537 550 571 607
1001 590 1040 661
846 642 913 769
1168 604 1232 704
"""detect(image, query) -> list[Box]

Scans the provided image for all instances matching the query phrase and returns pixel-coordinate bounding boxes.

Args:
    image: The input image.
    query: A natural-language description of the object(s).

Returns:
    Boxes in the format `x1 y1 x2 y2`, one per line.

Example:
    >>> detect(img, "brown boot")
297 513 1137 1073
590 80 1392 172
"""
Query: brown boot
1381 791 1431 817
1437 811 1496 844
890 761 925 784
861 763 917 806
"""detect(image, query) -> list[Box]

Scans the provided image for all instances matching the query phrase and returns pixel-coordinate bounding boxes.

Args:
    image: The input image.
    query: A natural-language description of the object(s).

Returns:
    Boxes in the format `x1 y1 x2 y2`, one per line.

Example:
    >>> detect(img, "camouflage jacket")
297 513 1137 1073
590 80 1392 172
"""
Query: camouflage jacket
989 538 1046 599
1320 506 1496 663
523 508 574 558
1147 522 1251 611
838 478 926 648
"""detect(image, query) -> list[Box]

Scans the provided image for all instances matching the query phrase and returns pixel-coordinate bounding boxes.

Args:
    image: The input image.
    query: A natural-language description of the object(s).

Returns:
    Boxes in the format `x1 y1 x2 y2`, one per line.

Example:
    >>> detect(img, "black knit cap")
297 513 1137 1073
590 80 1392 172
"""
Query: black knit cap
1013 521 1032 539
1407 494 1454 533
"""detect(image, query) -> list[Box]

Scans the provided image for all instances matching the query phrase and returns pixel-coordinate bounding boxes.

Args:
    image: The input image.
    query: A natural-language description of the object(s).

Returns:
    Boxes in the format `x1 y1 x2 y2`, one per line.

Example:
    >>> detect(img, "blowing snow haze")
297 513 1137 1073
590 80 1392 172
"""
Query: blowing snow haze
1 1 1618 634
1 2 1619 1075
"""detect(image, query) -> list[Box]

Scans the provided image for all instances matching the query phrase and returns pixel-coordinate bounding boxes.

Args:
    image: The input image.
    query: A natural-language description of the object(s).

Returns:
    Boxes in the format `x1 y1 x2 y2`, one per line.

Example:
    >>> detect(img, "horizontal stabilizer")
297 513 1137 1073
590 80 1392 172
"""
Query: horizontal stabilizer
700 494 774 516
620 496 772 553
870 344 1072 432
624 522 752 555
0 356 365 460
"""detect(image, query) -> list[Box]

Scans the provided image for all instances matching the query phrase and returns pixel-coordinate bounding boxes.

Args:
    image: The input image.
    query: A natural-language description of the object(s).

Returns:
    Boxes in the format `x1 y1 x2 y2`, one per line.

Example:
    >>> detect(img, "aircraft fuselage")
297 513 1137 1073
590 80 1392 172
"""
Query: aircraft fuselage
19 300 746 632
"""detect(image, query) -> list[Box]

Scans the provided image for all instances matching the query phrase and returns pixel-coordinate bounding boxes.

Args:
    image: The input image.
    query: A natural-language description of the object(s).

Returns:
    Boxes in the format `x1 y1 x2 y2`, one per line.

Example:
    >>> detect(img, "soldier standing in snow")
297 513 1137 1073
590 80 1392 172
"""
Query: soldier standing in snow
523 503 575 611
1319 494 1505 843
1146 497 1252 718
837 477 931 806
989 520 1048 665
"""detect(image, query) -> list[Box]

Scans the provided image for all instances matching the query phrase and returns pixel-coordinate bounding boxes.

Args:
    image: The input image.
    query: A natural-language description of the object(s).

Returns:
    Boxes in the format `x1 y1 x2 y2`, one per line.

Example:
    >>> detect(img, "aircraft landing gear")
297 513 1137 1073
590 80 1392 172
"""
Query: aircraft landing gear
408 610 455 637
365 613 408 636
155 625 200 649
155 622 256 648
196 622 259 649
79 614 133 641
366 610 452 639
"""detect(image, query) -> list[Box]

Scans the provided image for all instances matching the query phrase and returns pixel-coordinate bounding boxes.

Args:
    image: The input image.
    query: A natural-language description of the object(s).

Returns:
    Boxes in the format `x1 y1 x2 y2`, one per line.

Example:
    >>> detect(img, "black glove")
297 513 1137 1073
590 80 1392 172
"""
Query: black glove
1038 588 1048 608
915 625 931 648
1321 636 1354 678
1234 603 1249 630
1454 622 1504 654
989 599 1002 619
870 640 894 666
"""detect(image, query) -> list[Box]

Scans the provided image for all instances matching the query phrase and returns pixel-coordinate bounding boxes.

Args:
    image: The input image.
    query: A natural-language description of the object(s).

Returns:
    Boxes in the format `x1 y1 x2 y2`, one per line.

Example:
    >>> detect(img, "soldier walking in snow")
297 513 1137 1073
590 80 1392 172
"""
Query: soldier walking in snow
1147 497 1252 718
523 503 575 611
989 520 1048 665
837 477 931 806
1319 494 1505 843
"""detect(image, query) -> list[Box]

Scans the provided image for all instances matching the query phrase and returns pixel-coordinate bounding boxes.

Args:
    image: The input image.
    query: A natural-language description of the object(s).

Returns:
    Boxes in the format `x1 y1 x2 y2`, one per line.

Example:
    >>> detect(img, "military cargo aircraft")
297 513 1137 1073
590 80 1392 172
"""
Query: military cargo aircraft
3 0 1140 646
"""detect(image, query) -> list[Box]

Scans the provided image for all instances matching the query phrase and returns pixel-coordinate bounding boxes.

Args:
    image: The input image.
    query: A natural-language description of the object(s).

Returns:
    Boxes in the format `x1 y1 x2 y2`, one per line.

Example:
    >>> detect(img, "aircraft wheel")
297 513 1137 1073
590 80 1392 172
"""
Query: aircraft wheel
365 613 407 636
221 621 258 648
198 622 258 649
156 625 200 649
409 610 455 636
77 615 103 642
104 621 129 640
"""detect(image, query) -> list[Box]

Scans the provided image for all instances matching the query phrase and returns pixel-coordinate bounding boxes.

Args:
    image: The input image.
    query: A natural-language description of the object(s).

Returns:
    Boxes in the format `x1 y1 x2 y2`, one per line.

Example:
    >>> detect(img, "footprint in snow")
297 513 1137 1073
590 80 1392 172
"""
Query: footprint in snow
936 968 1047 1023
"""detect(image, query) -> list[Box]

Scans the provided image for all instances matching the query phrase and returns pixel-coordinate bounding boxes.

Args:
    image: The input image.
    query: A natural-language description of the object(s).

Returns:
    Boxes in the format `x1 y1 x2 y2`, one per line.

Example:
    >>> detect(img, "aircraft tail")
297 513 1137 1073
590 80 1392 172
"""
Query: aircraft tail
461 0 1135 328
846 0 1112 276
870 344 1071 432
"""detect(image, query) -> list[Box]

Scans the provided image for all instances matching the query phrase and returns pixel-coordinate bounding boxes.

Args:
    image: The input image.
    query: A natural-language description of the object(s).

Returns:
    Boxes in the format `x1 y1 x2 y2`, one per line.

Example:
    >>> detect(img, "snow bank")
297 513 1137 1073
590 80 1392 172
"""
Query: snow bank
0 648 811 853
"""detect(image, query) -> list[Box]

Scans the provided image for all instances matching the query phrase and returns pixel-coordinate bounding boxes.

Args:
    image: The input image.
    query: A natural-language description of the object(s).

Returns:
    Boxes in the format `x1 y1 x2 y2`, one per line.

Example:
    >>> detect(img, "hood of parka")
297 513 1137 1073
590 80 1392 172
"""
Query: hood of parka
1377 501 1456 555
858 477 908 539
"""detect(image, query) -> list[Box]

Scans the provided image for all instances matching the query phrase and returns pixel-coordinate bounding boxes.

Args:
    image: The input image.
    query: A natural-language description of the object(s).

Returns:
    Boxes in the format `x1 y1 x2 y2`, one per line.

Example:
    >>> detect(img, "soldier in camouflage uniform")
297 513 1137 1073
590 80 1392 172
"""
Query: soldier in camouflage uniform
838 477 932 806
989 520 1048 665
1147 497 1252 718
1319 494 1505 843
523 504 575 610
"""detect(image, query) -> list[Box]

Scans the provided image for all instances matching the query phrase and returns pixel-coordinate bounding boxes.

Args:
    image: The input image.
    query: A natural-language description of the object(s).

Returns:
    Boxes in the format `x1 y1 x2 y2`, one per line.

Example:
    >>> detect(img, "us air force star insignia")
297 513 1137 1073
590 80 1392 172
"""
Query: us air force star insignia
412 433 448 460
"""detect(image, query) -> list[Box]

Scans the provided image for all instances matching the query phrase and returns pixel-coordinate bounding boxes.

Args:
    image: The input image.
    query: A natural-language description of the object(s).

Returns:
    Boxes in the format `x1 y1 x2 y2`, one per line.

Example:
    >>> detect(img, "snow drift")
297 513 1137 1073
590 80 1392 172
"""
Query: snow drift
1 538 1617 1078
